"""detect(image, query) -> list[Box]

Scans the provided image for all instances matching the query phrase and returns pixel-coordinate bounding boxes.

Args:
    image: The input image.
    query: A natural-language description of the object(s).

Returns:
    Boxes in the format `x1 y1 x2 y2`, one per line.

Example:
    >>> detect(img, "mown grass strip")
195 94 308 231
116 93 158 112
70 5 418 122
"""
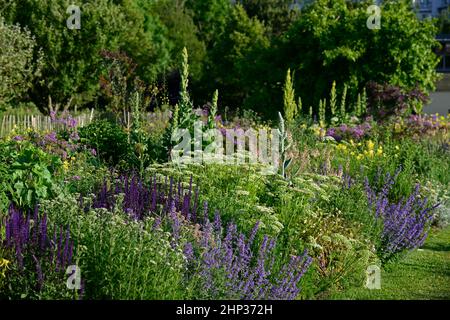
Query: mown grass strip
331 226 450 300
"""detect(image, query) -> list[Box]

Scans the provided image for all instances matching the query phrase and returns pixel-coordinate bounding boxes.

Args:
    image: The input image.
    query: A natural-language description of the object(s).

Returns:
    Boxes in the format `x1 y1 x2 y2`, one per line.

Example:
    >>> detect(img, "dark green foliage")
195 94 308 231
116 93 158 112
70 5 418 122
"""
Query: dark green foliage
204 4 270 110
279 0 440 114
186 0 232 48
79 120 130 166
436 5 450 33
241 0 300 36
152 0 206 80
0 18 43 109
232 0 440 119
2 0 171 112
2 0 440 120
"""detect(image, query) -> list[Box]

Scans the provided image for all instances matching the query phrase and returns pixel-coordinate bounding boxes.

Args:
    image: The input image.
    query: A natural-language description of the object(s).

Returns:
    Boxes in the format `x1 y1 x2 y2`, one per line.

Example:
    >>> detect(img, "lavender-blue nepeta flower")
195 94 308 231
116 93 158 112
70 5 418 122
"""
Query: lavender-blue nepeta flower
365 171 439 258
183 242 194 261
195 218 312 300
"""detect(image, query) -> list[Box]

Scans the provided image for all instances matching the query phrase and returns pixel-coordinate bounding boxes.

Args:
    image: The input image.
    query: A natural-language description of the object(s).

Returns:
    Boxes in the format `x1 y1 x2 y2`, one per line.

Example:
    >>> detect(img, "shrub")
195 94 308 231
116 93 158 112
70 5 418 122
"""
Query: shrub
79 120 130 166
366 82 429 119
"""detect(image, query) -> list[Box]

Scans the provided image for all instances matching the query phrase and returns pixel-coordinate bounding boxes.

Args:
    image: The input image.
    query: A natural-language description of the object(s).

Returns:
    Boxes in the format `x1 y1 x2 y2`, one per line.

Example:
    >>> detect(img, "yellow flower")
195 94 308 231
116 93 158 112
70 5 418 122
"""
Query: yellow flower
366 140 375 151
0 258 11 278
0 258 10 268
312 126 325 138
312 127 320 136
357 154 364 160
394 122 402 133
395 145 400 151
63 160 70 171
377 147 383 156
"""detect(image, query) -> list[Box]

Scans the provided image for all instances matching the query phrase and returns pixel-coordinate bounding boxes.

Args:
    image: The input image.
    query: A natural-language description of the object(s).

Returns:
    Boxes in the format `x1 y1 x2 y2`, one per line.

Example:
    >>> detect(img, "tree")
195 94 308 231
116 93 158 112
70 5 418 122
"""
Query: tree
244 0 440 118
289 0 439 111
240 0 300 36
205 4 270 110
186 0 232 48
152 0 206 81
0 18 43 109
2 0 171 112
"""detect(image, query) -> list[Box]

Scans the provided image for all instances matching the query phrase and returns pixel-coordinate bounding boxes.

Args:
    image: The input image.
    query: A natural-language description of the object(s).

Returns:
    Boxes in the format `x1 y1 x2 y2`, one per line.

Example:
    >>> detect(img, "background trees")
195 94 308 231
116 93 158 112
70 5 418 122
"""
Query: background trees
241 0 300 36
239 0 440 118
152 0 206 80
1 0 171 112
199 4 270 110
0 0 441 119
0 18 43 110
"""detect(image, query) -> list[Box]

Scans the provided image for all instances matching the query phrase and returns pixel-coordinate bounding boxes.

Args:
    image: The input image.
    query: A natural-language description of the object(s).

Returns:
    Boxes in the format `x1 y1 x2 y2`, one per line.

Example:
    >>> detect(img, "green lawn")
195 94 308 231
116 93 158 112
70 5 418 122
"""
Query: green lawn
331 226 450 300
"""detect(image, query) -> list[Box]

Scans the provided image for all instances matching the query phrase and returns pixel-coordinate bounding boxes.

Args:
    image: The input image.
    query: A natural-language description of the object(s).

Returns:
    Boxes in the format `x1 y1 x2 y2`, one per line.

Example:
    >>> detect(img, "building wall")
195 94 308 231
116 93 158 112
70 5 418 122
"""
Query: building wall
415 0 449 18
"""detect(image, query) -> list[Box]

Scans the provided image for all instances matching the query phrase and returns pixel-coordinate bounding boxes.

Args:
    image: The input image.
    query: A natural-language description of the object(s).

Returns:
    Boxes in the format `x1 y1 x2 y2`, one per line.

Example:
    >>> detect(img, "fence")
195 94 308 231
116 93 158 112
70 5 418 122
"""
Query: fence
0 109 171 137
0 111 95 137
